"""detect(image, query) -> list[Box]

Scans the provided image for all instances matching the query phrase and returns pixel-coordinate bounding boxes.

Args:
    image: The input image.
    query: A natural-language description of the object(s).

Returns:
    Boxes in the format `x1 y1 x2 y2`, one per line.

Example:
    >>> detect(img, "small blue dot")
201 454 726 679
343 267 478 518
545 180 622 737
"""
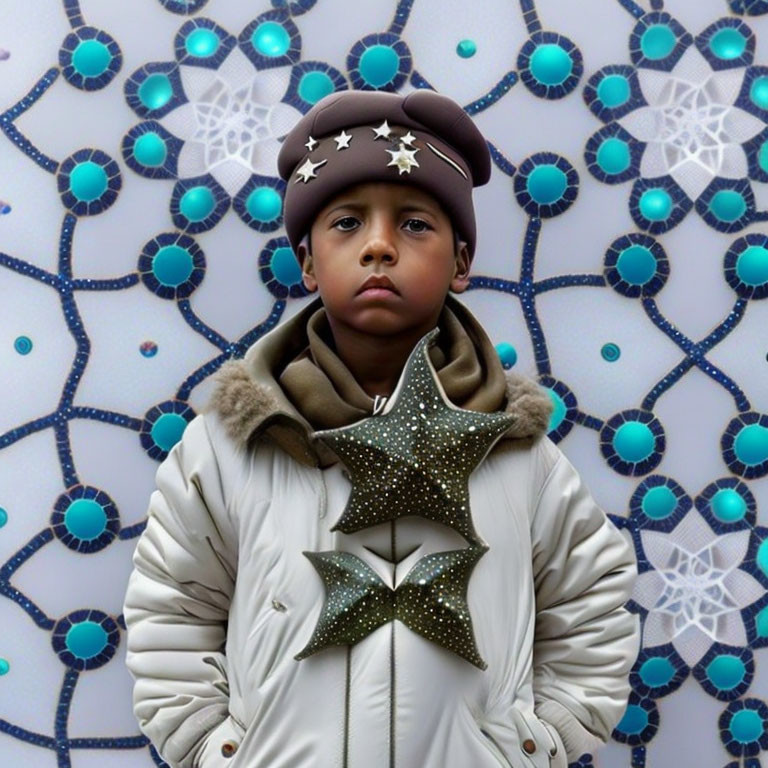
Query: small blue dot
601 343 621 362
456 39 477 58
14 336 32 355
0 508 7 527
0 659 9 676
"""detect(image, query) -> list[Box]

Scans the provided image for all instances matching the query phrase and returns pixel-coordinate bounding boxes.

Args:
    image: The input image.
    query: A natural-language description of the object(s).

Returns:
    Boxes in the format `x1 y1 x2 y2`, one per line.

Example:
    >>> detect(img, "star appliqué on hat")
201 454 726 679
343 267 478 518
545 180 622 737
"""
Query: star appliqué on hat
294 157 328 183
386 142 420 175
334 130 352 150
371 120 392 140
400 131 417 147
304 135 318 151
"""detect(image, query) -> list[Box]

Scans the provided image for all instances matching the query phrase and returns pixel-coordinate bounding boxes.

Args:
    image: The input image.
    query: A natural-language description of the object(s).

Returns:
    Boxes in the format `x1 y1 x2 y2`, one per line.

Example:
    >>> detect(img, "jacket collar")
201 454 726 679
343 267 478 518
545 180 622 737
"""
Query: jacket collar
203 295 554 467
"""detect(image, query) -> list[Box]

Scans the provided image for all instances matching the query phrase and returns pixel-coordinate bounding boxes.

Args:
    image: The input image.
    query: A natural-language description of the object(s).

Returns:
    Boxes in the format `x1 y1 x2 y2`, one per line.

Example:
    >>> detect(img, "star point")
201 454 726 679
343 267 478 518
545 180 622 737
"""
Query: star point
372 119 392 140
333 130 352 150
386 142 421 175
294 156 328 183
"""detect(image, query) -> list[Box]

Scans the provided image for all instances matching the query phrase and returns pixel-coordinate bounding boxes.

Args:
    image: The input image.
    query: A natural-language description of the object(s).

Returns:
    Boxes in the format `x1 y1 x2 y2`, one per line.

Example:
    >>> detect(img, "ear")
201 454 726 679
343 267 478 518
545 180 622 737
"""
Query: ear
449 241 470 294
297 241 318 293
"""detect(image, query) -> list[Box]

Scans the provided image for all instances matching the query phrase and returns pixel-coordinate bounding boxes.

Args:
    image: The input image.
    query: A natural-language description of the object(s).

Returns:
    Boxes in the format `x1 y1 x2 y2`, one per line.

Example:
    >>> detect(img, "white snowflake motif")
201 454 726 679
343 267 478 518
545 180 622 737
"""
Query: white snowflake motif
632 509 764 666
619 45 765 200
161 46 302 195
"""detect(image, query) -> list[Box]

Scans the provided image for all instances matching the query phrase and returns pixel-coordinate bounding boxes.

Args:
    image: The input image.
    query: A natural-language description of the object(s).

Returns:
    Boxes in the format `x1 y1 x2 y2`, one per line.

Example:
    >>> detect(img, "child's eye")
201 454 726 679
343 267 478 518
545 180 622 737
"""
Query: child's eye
403 218 431 233
333 216 359 231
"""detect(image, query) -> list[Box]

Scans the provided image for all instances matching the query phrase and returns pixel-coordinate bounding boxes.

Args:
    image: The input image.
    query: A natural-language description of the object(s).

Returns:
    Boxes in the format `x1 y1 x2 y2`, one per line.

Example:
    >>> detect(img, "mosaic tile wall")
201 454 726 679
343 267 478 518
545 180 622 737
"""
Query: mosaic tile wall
1 0 767 766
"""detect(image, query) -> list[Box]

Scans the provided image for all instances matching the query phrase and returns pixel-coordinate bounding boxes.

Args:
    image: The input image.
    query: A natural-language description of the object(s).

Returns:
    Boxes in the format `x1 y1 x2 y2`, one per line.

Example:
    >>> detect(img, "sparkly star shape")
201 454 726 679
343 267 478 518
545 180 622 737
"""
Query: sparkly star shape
386 142 421 175
400 130 417 147
295 545 488 669
294 156 327 183
311 328 516 543
333 130 352 150
371 119 392 140
304 135 318 151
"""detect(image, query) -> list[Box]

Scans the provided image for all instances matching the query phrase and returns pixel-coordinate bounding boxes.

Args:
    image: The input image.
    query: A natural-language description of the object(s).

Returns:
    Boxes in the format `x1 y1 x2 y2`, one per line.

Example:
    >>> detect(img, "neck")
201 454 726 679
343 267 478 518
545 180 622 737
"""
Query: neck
324 313 442 398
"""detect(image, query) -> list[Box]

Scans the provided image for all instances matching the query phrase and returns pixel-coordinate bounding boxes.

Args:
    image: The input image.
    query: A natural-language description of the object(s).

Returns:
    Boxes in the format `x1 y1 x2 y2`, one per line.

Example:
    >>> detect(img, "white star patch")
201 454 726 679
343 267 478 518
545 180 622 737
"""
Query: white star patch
386 142 420 175
334 130 352 150
304 135 318 152
294 157 328 183
400 131 417 147
372 120 392 140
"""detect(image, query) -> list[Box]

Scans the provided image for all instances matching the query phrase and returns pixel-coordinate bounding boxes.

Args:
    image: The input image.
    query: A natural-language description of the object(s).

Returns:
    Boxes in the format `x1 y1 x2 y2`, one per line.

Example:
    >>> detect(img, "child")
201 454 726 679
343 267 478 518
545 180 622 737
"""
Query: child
123 89 641 768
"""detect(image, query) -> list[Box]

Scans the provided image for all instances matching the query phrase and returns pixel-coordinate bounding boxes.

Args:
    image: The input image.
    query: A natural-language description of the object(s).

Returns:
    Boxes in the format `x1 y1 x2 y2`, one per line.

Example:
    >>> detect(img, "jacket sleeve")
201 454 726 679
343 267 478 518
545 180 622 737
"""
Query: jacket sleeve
528 435 642 764
123 413 240 768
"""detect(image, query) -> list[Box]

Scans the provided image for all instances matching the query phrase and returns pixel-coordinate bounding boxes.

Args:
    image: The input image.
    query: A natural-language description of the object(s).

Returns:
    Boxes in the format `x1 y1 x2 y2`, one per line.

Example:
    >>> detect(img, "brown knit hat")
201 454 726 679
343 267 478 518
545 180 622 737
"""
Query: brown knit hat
276 89 491 260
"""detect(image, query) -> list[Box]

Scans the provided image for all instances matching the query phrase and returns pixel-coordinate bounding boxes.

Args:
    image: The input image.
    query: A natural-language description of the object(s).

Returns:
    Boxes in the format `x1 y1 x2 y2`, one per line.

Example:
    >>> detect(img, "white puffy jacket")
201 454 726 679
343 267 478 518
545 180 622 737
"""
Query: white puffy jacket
123 308 641 768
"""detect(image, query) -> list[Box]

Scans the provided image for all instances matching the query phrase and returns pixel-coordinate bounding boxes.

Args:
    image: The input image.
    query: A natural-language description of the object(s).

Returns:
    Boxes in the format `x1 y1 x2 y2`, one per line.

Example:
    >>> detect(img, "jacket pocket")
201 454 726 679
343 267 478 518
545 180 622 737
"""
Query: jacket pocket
509 707 566 768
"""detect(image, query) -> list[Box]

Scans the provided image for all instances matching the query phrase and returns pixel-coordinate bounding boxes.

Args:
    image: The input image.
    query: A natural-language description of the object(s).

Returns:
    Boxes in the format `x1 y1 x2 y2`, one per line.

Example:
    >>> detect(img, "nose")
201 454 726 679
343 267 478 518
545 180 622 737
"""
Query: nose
359 216 398 266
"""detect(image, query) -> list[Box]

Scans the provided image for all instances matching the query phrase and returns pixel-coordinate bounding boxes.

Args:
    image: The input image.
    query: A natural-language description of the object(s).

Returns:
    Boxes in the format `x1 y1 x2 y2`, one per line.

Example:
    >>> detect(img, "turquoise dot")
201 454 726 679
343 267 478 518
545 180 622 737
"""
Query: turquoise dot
547 390 566 432
618 245 656 285
186 28 220 58
0 658 8 675
72 39 111 78
597 74 631 108
527 164 567 205
151 413 188 452
152 245 193 287
759 141 768 173
70 161 108 202
706 655 746 691
616 704 648 735
66 621 108 659
456 39 477 58
730 709 763 743
14 336 32 355
134 132 167 167
139 73 173 110
736 245 768 286
64 499 107 541
710 190 746 222
734 423 768 465
0 508 6 527
756 606 768 637
710 28 747 60
751 77 768 110
601 342 621 362
639 188 672 221
643 485 677 520
495 342 517 368
271 247 302 286
180 186 215 221
298 70 334 104
711 488 747 522
252 21 290 57
359 44 399 88
639 656 675 687
614 420 655 463
529 43 573 86
597 137 631 175
641 24 677 60
757 538 768 576
247 187 282 222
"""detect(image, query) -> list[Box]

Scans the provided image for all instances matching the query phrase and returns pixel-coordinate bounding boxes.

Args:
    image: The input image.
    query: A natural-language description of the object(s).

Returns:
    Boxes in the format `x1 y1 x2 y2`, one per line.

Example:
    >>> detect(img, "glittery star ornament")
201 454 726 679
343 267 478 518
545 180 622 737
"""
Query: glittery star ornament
372 119 392 140
386 142 420 175
295 545 489 669
311 328 517 544
304 135 318 151
294 157 327 183
400 131 417 147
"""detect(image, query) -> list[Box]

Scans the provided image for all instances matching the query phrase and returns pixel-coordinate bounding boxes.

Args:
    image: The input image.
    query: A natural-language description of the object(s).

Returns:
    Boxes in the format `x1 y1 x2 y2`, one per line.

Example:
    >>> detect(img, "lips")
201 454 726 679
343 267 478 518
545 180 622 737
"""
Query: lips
357 275 399 295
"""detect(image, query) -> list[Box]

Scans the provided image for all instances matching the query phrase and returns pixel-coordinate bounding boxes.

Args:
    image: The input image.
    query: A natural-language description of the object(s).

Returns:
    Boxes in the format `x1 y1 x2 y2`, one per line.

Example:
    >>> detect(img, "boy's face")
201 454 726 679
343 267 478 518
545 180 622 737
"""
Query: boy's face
296 181 470 344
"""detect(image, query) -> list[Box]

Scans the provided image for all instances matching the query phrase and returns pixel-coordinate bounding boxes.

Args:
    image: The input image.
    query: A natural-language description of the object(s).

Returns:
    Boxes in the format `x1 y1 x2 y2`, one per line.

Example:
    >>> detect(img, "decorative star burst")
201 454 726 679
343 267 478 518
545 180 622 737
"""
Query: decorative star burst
333 130 352 150
304 135 318 151
294 156 327 183
311 328 516 543
386 142 420 175
400 130 417 147
294 545 489 669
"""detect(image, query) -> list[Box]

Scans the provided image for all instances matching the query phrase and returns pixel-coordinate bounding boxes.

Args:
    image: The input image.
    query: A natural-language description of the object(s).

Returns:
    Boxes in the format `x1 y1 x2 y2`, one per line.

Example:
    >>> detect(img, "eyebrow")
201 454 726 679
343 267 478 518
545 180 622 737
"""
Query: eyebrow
323 200 438 218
